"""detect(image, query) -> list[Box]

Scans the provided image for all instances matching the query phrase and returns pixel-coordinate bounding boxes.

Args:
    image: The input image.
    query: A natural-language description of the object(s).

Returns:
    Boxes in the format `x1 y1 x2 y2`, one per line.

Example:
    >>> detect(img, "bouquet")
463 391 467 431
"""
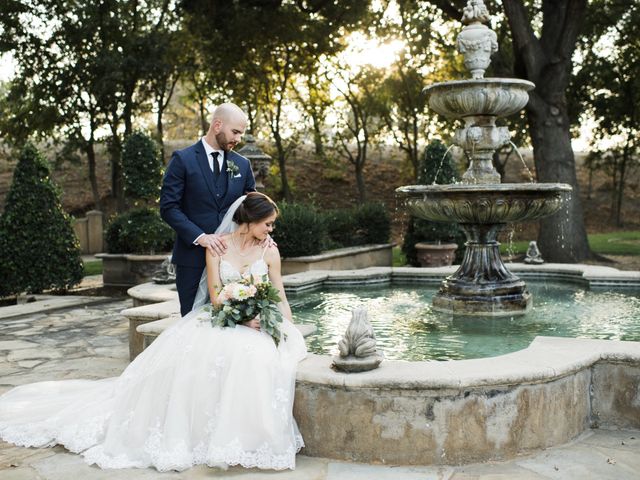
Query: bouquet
210 275 286 346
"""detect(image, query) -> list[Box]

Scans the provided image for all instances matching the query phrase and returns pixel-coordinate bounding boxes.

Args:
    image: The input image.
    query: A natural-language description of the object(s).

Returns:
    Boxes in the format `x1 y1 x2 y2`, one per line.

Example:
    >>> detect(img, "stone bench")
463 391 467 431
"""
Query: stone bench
121 299 180 360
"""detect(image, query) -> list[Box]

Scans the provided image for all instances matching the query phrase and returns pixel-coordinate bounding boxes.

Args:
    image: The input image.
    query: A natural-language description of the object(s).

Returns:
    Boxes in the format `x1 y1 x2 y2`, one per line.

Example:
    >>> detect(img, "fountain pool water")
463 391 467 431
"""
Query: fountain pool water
291 282 640 361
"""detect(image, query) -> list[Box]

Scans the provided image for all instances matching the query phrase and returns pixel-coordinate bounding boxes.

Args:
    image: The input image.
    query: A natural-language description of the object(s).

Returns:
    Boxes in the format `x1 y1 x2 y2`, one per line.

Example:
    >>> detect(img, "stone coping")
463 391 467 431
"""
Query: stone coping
125 262 640 311
121 299 180 320
96 252 171 261
127 282 178 304
282 243 394 263
296 336 640 390
283 263 640 292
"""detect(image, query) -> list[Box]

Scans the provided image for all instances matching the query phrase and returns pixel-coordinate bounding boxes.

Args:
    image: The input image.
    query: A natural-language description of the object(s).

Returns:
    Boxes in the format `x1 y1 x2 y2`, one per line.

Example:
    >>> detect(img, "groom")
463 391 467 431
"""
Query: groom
161 103 256 316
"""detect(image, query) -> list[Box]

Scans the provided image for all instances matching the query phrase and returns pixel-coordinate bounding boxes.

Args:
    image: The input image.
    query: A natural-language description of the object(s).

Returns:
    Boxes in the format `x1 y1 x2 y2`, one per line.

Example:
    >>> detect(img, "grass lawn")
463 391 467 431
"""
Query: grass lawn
500 231 640 256
82 260 103 276
394 231 640 266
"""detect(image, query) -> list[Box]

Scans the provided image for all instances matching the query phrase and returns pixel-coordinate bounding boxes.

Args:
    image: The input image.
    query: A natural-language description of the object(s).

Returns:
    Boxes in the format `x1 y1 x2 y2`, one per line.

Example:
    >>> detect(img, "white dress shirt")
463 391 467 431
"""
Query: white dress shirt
193 138 225 245
201 137 224 172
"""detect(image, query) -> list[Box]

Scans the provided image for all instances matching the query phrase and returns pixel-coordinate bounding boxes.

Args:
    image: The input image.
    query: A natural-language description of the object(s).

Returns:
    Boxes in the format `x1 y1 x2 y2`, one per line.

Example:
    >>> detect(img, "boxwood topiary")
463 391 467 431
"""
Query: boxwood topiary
105 207 175 254
272 202 326 258
0 142 83 297
122 131 163 201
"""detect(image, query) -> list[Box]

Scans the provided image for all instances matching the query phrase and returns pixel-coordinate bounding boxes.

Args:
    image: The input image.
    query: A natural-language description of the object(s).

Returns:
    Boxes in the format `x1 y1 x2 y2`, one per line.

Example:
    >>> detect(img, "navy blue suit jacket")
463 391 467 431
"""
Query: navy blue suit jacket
160 141 256 268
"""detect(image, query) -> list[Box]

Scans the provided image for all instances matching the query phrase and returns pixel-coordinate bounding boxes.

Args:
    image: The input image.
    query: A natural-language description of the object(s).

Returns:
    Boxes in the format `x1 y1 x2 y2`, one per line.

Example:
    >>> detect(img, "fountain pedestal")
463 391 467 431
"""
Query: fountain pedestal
433 223 531 315
398 183 571 316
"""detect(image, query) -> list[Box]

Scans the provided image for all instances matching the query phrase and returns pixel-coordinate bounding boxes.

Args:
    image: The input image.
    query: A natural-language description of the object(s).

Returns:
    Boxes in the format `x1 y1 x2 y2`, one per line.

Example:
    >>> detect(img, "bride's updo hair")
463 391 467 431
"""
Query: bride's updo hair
233 192 279 224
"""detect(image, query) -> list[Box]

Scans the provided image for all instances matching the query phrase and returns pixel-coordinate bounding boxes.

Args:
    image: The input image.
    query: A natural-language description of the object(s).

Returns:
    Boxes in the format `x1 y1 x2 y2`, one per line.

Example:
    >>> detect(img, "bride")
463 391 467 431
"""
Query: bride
0 192 307 471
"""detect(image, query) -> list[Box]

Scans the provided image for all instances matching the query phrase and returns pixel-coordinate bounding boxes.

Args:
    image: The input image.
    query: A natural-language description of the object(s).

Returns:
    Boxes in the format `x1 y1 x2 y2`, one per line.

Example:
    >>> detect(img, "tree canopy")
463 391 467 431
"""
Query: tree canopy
0 0 636 263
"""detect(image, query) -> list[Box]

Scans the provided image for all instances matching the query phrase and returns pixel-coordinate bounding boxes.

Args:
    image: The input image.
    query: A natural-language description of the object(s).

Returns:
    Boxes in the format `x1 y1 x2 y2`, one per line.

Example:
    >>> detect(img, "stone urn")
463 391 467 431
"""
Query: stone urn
415 242 458 267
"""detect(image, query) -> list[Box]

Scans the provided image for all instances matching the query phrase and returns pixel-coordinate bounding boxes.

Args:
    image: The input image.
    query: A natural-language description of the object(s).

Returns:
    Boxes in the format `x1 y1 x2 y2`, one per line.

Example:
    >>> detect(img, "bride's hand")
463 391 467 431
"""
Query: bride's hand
244 317 261 331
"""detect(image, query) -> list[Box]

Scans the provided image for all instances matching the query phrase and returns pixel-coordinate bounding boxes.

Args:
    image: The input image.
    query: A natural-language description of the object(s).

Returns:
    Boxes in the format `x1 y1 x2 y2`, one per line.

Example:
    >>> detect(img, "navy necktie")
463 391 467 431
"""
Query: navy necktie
211 152 220 178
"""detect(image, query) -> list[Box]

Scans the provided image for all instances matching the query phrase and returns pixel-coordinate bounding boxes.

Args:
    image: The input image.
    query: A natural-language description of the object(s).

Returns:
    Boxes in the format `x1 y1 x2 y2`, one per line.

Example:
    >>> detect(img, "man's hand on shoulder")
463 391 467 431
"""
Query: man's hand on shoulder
197 233 228 256
259 234 277 250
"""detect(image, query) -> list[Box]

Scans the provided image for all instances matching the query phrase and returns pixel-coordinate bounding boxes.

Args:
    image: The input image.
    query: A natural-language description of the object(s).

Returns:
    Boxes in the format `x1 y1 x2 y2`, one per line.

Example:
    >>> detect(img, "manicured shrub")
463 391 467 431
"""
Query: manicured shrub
0 143 83 297
272 202 326 258
324 208 355 248
325 202 391 248
122 131 163 201
105 207 174 254
402 140 465 266
352 202 390 245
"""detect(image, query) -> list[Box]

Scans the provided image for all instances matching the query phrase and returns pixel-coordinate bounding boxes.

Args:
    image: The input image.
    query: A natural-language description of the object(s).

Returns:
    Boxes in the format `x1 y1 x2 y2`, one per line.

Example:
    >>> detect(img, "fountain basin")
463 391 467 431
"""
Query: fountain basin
397 183 572 315
126 266 640 465
397 183 572 224
425 78 535 119
295 336 640 465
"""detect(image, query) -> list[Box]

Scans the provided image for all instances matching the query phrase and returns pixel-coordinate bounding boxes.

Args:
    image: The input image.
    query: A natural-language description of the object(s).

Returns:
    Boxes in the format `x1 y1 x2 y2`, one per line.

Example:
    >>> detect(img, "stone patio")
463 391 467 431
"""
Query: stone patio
1 296 639 479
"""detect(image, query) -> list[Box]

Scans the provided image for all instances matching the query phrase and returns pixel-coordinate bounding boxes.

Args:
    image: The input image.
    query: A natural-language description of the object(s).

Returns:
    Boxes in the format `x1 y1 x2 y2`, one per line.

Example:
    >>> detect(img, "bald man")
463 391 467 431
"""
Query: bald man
161 103 256 316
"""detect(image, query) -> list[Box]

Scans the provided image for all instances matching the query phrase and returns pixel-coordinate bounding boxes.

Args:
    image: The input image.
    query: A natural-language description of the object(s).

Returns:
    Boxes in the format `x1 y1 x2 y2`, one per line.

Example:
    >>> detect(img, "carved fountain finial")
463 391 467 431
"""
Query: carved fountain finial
332 308 383 373
457 0 498 80
461 0 491 24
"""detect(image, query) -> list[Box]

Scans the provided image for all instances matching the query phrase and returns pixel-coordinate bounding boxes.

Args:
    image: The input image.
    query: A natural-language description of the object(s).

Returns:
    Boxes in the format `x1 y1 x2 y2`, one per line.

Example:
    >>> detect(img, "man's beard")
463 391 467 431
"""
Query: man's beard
216 132 236 151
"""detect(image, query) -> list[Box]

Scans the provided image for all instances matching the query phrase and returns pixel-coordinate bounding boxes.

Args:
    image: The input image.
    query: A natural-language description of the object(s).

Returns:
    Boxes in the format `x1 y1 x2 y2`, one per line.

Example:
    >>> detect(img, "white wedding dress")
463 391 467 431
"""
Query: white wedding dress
0 257 307 471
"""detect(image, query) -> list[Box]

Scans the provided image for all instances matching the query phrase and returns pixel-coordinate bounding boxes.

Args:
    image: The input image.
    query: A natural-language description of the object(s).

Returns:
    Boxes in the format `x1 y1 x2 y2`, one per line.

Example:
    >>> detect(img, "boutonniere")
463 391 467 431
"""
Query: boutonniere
226 159 240 178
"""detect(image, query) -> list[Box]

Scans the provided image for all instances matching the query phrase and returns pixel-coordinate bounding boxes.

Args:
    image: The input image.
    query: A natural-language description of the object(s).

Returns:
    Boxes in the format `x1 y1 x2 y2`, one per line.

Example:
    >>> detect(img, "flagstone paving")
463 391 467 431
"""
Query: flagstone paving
1 297 639 479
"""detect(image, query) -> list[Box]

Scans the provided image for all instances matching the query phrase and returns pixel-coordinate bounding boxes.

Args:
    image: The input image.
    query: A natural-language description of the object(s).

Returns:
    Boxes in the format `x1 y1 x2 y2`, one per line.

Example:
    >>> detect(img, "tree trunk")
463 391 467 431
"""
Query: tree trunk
156 106 165 163
85 141 102 211
615 148 629 227
274 134 292 202
355 162 366 202
528 103 590 262
312 114 324 157
503 0 591 262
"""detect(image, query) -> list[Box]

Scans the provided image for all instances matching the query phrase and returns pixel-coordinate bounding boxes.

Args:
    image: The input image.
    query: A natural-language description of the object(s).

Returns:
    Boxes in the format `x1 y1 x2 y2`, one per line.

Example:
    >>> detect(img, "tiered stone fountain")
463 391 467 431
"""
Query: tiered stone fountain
397 0 571 316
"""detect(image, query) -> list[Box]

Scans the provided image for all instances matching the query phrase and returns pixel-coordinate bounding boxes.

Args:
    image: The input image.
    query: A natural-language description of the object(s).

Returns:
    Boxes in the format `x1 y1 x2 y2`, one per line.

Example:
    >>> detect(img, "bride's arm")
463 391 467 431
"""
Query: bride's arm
205 250 223 305
265 246 293 322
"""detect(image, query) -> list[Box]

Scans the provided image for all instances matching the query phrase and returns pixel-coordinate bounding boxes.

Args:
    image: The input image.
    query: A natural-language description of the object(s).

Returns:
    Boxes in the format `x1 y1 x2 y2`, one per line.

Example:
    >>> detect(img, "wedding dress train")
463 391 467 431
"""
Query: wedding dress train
0 258 307 471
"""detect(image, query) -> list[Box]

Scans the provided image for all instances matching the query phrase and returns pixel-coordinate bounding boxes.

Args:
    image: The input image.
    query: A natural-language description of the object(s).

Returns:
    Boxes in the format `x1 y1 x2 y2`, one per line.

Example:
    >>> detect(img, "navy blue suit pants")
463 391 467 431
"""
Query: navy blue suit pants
176 265 205 316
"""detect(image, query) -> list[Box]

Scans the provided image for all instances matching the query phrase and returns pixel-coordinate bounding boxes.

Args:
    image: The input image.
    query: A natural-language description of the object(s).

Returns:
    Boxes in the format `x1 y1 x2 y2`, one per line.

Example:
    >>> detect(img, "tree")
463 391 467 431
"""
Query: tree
0 143 83 298
376 0 459 178
427 0 592 262
181 0 371 201
331 66 387 202
0 0 183 211
570 0 640 227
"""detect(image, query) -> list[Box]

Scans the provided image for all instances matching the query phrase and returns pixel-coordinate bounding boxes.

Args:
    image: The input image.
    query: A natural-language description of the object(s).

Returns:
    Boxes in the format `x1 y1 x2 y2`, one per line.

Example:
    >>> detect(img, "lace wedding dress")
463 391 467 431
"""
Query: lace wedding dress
0 256 308 471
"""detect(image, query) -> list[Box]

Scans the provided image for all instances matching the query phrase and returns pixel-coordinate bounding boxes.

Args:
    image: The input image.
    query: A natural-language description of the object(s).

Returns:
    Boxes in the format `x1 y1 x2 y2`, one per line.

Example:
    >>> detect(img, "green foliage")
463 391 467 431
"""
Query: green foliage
325 203 392 249
0 143 83 296
275 201 390 256
122 131 163 201
105 207 174 254
402 140 465 266
272 203 326 258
